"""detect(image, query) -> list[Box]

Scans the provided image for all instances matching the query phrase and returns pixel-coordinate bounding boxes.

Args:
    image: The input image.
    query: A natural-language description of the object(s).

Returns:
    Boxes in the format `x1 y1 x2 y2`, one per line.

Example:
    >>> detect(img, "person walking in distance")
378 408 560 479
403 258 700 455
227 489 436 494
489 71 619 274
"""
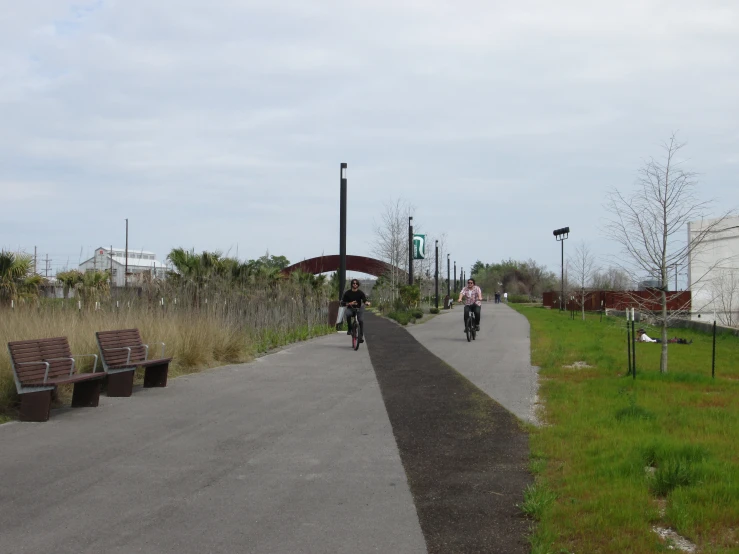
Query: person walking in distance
458 278 482 332
503 291 508 303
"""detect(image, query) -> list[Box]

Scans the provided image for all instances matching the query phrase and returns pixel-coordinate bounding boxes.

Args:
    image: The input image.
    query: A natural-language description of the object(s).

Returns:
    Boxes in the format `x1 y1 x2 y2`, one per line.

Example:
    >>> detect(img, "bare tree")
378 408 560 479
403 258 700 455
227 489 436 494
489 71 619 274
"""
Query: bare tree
590 267 633 291
710 269 739 327
604 133 735 373
568 241 599 320
372 198 413 300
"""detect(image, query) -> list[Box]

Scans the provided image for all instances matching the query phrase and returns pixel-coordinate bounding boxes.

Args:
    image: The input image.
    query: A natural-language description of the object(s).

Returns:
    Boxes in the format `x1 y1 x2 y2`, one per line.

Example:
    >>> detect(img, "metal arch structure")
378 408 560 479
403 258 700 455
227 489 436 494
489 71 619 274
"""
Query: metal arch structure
282 255 406 280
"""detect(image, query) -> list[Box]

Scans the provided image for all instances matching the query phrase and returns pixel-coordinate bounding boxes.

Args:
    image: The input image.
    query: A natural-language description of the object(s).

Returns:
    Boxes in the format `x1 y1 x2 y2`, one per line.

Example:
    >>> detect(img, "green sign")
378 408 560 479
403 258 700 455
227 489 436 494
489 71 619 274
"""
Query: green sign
413 234 426 260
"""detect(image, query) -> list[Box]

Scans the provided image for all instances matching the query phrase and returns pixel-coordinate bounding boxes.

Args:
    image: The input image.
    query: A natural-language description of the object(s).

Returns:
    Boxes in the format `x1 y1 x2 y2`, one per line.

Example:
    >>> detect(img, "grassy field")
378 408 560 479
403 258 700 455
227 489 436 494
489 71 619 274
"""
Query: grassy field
511 305 739 554
1 292 333 422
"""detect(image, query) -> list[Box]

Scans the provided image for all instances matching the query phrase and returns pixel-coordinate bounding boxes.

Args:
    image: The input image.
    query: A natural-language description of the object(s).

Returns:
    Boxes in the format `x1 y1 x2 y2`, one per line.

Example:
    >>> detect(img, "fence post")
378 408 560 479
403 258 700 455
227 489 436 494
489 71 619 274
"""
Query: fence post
631 308 636 380
712 320 717 379
626 309 632 376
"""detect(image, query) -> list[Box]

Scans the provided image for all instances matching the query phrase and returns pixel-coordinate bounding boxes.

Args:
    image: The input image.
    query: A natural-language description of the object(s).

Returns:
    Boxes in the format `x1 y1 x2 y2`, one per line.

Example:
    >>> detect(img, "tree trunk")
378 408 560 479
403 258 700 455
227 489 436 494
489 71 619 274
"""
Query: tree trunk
581 289 586 321
660 288 668 373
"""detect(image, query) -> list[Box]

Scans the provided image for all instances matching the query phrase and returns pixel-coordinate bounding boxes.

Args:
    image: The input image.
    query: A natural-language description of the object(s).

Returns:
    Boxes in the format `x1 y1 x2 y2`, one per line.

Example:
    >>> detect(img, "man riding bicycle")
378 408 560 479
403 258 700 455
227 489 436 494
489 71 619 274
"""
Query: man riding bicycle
342 279 371 343
457 278 482 332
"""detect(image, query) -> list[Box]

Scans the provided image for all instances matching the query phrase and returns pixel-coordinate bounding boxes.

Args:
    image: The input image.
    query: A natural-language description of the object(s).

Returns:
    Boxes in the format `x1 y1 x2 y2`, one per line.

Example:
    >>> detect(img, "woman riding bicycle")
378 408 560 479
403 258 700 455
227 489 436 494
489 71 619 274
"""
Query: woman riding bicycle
342 279 371 343
457 278 482 332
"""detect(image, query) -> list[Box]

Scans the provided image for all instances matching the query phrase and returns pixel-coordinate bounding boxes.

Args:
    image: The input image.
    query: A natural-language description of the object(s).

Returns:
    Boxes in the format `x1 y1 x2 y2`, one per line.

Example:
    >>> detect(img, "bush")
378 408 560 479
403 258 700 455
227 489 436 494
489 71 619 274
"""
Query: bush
411 308 424 319
508 294 531 304
399 284 421 309
429 307 440 314
388 311 411 325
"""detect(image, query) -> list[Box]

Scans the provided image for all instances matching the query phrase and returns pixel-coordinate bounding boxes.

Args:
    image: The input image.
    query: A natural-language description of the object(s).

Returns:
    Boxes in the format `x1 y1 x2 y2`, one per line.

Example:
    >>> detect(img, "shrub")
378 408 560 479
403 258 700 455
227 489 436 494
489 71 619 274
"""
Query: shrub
412 308 424 319
399 284 421 309
388 311 411 325
429 307 440 314
508 294 531 303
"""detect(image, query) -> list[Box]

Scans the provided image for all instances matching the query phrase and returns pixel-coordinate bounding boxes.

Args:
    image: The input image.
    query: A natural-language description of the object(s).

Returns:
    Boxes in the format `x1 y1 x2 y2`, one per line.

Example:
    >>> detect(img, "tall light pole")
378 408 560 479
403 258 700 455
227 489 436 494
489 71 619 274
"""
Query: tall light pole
434 240 439 310
125 218 129 288
454 261 457 292
339 163 347 301
447 254 450 298
553 227 570 311
408 216 414 285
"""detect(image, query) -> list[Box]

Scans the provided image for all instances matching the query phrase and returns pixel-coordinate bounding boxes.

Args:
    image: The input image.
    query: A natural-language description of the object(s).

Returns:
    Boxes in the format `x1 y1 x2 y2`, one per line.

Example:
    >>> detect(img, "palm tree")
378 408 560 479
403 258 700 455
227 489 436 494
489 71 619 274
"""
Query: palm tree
0 250 33 305
57 270 84 299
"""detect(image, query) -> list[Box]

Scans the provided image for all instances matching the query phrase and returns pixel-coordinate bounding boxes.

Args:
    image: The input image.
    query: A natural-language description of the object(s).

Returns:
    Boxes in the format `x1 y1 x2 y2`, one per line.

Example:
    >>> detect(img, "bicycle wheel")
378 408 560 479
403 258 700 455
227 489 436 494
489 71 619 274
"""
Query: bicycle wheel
471 323 476 340
352 320 360 350
465 320 471 342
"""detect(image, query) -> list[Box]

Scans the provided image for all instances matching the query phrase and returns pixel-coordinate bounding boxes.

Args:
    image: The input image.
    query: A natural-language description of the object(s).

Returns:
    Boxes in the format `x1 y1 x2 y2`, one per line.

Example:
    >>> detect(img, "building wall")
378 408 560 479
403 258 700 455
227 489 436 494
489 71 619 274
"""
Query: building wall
78 248 167 287
688 216 739 325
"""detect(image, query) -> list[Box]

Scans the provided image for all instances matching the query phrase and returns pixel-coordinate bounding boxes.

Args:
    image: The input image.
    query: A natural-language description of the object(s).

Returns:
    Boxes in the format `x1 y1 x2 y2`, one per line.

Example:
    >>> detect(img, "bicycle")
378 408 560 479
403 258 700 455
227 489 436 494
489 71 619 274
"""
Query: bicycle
341 302 362 351
465 309 477 342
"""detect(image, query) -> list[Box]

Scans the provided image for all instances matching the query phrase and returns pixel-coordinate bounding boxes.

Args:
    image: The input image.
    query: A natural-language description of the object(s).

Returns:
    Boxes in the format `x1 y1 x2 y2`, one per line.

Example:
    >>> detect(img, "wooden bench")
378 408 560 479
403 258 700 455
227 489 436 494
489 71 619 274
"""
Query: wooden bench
8 337 104 422
96 329 172 397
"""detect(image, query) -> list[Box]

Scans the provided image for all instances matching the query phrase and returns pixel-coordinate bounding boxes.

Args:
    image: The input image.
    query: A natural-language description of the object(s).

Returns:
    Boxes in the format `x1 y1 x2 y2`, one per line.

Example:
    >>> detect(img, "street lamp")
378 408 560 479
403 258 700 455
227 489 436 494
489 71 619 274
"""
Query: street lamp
408 216 414 285
434 240 439 310
553 226 570 311
447 254 450 298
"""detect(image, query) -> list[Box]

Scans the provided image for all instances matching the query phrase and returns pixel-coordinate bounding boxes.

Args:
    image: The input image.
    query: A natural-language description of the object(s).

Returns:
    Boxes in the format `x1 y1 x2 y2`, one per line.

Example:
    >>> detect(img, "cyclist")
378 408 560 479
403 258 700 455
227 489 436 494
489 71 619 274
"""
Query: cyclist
342 279 371 343
457 278 482 332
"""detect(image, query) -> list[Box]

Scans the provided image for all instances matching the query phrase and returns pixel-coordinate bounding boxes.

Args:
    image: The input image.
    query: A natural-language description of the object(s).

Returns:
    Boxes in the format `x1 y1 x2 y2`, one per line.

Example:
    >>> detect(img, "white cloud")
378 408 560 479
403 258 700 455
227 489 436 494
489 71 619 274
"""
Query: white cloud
1 0 738 273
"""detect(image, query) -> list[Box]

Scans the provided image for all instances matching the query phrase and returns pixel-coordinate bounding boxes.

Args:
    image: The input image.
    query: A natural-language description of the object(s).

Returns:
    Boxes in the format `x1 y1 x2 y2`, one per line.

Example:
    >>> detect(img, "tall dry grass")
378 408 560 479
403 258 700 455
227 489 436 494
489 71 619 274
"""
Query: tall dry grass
0 282 332 419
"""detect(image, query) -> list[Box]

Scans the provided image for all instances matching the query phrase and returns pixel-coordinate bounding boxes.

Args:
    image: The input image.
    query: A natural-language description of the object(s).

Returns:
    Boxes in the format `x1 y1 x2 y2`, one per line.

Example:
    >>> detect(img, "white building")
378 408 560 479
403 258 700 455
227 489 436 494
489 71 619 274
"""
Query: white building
78 247 168 287
687 216 739 325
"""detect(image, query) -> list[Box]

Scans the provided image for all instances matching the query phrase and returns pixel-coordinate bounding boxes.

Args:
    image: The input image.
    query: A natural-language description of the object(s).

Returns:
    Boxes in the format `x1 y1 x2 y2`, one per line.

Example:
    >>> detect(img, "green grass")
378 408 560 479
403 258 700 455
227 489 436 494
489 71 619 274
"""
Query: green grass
511 305 739 554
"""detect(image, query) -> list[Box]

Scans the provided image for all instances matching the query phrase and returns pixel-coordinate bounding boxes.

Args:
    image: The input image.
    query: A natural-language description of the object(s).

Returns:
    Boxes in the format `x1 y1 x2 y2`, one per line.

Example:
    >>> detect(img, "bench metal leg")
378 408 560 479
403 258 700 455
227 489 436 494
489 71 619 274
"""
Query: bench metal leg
71 379 102 408
20 390 53 422
144 363 169 388
107 371 134 397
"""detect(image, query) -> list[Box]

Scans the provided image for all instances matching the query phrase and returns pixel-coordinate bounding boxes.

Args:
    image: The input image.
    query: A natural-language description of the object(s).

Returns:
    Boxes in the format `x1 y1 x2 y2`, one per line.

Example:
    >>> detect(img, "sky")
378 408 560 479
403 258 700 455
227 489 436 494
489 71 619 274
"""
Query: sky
1 0 738 283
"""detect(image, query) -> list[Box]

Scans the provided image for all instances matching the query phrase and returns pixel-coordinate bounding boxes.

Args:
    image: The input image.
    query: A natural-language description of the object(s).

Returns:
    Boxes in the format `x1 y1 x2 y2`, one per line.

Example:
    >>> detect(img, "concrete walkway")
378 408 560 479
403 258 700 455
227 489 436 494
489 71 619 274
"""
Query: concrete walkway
407 302 540 425
0 334 425 554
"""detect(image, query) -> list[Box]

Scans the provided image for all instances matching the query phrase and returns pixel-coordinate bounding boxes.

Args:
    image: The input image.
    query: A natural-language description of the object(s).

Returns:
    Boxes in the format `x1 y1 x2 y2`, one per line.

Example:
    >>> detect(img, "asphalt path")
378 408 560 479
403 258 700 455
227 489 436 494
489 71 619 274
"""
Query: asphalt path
0 334 425 554
0 304 537 553
407 302 540 425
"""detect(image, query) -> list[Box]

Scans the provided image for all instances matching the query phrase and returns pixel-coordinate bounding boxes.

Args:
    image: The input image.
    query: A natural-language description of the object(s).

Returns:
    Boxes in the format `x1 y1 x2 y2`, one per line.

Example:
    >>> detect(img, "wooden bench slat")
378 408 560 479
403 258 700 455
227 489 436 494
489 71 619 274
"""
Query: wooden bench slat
24 373 104 387
109 357 173 369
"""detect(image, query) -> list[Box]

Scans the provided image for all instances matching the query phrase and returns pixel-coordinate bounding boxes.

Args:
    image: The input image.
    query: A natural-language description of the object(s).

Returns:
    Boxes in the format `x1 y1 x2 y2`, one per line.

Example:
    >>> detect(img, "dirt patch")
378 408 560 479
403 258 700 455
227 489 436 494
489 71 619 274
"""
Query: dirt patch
364 311 533 553
562 361 593 369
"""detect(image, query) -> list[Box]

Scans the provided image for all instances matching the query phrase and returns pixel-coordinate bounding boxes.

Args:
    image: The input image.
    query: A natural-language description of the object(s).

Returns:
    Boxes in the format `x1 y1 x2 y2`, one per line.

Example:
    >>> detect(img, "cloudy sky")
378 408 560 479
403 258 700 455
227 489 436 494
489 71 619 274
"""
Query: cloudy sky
2 0 738 281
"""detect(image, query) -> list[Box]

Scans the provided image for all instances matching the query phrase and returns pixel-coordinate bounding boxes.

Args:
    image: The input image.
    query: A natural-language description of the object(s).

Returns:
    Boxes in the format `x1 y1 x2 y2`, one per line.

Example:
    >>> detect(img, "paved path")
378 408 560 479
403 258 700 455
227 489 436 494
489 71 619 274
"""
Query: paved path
0 304 537 553
407 302 540 425
0 334 425 554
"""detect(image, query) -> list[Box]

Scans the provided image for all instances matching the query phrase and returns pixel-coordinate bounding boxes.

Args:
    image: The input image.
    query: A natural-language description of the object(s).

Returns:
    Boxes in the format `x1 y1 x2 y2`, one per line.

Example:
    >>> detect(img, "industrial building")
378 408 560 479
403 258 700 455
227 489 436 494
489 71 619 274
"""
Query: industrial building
78 247 167 287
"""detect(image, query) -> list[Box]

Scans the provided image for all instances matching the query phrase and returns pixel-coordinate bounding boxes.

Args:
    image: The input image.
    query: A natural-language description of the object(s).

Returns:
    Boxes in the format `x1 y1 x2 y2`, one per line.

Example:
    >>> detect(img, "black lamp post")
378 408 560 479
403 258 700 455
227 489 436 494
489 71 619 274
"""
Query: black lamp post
339 163 347 301
434 240 439 310
408 216 414 285
447 254 450 298
553 226 570 311
454 261 457 291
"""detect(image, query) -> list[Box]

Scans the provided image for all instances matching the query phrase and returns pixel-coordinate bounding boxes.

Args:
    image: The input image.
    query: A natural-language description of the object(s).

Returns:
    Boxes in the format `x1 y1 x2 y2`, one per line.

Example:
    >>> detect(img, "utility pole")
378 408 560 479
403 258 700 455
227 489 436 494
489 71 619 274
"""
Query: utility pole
34 246 37 275
125 219 129 288
454 261 457 291
44 255 51 278
447 254 450 298
110 245 114 286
